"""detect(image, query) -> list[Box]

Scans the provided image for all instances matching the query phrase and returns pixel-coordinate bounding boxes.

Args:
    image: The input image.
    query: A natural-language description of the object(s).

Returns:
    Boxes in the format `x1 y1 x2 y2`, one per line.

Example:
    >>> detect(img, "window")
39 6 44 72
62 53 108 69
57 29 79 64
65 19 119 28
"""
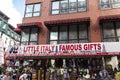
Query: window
100 0 120 10
25 3 41 17
69 0 77 13
79 24 88 42
51 2 59 14
78 0 87 12
60 0 68 14
59 25 68 40
101 21 120 42
51 0 87 15
49 23 89 44
21 27 39 45
50 26 58 44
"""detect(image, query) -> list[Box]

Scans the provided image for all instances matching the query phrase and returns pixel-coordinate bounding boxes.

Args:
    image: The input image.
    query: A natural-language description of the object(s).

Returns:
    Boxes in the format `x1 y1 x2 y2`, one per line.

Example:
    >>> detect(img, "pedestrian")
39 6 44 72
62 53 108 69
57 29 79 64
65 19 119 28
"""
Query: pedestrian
0 72 4 80
3 72 8 80
19 73 28 80
70 69 78 80
6 72 12 80
99 68 111 80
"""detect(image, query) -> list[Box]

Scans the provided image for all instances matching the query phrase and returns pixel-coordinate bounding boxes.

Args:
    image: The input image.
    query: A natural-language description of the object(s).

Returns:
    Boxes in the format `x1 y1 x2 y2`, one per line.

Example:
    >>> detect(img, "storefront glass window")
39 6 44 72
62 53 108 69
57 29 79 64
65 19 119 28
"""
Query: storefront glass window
29 42 37 45
69 40 78 43
79 24 88 39
101 21 120 42
116 22 120 37
50 41 58 44
21 28 38 45
21 29 30 45
51 0 87 15
103 22 115 38
25 3 41 17
59 25 68 40
59 41 68 44
79 39 88 43
49 23 89 44
50 27 58 40
69 25 77 39
30 28 38 41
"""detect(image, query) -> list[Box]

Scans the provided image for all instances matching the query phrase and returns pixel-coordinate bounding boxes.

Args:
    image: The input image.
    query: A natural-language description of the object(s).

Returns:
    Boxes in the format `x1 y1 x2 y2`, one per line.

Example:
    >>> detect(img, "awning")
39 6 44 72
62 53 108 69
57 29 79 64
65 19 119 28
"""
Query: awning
17 22 42 28
14 27 21 33
99 15 120 22
44 17 90 25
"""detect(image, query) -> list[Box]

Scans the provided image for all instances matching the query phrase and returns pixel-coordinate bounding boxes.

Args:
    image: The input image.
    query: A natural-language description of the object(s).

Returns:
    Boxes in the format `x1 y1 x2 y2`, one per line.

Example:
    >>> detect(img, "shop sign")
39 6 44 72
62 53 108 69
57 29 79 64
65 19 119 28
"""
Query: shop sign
7 42 120 57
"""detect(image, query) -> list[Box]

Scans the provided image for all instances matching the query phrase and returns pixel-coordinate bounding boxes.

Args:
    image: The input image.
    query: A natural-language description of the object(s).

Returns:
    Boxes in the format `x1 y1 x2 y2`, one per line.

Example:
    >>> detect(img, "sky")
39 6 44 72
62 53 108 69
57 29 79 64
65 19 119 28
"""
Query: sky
0 0 25 28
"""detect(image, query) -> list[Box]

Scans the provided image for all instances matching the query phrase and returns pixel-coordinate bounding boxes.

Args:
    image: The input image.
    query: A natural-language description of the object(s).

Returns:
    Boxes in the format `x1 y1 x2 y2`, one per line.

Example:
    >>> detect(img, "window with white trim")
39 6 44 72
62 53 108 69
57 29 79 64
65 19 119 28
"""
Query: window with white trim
51 0 87 15
100 0 120 10
25 3 41 17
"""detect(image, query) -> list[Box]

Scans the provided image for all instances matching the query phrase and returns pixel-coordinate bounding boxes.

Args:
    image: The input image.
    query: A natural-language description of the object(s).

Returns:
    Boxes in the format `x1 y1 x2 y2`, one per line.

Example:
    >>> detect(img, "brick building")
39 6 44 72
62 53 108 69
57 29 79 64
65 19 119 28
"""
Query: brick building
7 0 120 79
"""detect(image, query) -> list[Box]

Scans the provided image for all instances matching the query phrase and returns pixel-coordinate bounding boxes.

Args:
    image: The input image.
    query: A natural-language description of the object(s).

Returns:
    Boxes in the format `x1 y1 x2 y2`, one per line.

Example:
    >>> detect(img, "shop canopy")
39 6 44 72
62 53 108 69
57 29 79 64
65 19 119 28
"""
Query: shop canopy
44 17 90 25
6 42 120 59
17 22 42 29
99 14 120 23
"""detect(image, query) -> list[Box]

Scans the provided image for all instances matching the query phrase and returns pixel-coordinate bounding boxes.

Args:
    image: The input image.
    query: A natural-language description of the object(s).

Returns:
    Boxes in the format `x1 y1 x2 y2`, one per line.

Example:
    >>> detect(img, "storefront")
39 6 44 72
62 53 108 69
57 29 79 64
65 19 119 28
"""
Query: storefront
5 42 120 80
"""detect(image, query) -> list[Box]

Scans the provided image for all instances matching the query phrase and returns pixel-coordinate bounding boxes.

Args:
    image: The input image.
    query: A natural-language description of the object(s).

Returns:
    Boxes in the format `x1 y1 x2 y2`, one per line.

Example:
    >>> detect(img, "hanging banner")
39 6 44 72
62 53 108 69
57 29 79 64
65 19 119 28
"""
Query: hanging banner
7 42 120 57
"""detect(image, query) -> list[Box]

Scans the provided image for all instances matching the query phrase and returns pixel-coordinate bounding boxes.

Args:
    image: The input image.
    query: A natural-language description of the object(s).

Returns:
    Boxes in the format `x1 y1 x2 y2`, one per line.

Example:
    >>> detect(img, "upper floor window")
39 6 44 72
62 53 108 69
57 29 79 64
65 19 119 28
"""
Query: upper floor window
51 0 87 15
49 23 89 44
25 3 41 18
21 27 39 45
100 0 120 10
101 21 120 42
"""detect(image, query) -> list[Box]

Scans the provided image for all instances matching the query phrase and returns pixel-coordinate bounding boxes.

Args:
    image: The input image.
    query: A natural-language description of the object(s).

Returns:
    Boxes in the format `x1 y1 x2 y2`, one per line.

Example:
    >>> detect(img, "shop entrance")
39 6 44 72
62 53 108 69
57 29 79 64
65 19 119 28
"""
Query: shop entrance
44 57 103 80
7 57 104 80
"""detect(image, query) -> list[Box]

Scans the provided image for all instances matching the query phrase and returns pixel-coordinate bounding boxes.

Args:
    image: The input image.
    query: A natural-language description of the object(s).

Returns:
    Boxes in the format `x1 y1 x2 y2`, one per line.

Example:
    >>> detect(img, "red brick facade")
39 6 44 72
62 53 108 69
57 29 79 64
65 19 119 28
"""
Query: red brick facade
21 0 120 44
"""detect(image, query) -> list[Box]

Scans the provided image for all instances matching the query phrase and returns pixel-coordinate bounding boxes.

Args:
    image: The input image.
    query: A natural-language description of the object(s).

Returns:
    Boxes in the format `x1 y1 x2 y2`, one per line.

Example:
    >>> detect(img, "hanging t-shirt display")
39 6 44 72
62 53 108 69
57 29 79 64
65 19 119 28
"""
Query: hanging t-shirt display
46 69 50 80
32 70 37 80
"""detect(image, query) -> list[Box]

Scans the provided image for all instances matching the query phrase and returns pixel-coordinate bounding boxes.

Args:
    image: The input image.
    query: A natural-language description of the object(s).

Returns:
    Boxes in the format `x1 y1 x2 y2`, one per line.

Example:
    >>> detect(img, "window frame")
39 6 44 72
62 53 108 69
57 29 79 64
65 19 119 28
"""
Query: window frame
51 0 87 15
48 23 89 44
24 3 41 18
21 27 39 45
101 20 120 42
99 0 120 10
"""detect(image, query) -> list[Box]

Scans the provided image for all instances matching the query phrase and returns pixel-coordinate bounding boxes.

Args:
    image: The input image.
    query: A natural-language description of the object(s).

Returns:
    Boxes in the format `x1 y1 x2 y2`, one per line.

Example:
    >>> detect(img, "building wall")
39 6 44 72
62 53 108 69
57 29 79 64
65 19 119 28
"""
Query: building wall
0 11 21 51
23 0 120 44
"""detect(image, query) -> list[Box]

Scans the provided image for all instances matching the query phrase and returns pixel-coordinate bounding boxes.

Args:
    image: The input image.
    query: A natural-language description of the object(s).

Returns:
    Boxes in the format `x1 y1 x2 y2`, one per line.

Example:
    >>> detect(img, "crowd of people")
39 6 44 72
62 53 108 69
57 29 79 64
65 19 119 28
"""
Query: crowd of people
0 67 120 80
0 68 32 80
